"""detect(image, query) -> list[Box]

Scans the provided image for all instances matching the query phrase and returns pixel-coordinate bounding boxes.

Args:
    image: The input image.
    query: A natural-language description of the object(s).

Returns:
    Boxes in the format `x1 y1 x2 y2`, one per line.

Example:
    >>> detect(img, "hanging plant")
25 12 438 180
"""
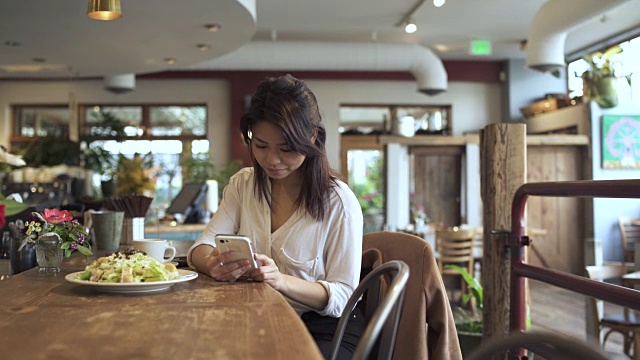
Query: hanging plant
580 45 632 109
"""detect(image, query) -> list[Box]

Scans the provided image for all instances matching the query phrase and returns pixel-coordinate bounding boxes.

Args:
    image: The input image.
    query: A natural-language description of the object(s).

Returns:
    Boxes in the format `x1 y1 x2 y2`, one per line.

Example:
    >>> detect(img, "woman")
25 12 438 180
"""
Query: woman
187 74 364 358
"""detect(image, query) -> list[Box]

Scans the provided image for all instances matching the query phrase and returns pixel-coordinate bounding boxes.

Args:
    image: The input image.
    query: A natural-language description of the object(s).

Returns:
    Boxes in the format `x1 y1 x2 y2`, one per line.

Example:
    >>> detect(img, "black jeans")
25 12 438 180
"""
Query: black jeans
301 308 366 360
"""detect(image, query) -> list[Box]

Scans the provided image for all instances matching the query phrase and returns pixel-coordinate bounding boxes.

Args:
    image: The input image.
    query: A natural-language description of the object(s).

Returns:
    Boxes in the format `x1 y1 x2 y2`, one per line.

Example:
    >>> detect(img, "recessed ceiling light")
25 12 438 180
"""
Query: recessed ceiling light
197 44 211 51
205 23 222 32
4 41 21 47
0 64 66 73
164 58 177 65
434 44 449 52
32 58 46 63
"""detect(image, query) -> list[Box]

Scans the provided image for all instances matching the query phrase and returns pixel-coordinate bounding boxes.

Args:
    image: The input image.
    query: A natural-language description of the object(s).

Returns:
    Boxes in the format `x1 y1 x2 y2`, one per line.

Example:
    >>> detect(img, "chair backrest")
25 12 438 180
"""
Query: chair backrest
435 227 476 276
618 217 639 263
584 264 628 337
329 260 410 360
362 231 463 360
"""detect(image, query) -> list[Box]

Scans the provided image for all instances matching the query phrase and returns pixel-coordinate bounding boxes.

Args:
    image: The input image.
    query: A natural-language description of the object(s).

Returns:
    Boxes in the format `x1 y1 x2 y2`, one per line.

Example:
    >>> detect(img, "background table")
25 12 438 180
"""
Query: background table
0 257 323 360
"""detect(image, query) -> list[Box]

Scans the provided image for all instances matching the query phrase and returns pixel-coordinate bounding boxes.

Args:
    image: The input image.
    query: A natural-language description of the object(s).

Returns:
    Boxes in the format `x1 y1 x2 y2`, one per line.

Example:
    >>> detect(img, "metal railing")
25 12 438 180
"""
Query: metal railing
509 180 640 358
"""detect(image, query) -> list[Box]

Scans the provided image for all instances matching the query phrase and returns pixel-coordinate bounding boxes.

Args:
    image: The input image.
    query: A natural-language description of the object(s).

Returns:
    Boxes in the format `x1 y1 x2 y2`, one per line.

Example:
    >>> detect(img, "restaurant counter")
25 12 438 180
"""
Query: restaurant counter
0 254 323 359
145 222 207 241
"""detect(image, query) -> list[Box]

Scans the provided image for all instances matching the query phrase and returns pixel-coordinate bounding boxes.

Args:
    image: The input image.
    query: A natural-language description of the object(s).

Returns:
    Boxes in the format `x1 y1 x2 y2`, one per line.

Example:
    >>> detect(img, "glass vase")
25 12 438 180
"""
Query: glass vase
35 236 63 274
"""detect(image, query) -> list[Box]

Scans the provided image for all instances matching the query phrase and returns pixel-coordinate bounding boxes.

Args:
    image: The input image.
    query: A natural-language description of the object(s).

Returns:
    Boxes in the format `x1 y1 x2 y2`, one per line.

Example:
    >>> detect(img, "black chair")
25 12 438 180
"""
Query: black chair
466 331 609 360
328 260 410 360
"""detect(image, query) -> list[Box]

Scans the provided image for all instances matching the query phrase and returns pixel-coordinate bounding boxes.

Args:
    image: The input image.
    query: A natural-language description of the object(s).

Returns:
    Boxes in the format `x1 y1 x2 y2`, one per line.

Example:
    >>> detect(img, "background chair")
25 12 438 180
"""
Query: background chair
436 227 476 303
618 217 639 264
329 260 409 360
466 331 609 360
363 231 462 360
586 264 640 357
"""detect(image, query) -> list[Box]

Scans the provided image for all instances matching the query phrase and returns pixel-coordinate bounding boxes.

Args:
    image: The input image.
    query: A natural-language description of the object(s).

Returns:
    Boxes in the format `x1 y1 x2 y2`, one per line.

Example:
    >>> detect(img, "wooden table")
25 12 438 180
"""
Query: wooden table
623 271 640 287
0 257 323 360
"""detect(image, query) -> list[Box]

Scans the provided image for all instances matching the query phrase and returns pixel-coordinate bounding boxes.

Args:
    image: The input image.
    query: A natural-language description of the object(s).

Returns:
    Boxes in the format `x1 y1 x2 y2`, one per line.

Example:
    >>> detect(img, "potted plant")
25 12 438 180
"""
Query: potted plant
182 153 242 202
18 208 91 273
445 264 483 357
581 44 632 109
81 110 127 197
182 154 217 184
114 153 156 196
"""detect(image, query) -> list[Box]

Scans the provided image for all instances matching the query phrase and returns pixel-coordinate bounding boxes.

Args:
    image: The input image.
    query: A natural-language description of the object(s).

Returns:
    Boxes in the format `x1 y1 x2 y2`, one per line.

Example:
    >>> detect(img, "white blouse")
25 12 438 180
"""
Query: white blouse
187 167 363 317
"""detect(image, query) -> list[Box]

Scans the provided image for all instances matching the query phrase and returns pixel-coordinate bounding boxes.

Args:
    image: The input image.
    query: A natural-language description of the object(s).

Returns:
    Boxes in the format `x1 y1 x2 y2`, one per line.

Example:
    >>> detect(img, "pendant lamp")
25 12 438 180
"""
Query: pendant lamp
87 0 122 21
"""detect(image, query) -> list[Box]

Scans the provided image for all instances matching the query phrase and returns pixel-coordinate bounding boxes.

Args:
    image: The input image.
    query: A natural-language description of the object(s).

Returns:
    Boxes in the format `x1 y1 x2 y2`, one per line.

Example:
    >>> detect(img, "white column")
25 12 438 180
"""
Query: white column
465 142 481 227
385 143 410 231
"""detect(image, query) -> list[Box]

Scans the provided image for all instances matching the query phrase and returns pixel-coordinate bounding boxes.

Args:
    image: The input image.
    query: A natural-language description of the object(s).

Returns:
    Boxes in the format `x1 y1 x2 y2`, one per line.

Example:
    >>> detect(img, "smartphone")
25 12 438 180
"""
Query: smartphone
214 234 258 270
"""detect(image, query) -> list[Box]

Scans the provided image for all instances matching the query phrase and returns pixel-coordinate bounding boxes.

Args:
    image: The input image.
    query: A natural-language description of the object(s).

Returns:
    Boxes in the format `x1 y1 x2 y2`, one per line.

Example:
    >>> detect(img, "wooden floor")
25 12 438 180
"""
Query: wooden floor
529 280 629 358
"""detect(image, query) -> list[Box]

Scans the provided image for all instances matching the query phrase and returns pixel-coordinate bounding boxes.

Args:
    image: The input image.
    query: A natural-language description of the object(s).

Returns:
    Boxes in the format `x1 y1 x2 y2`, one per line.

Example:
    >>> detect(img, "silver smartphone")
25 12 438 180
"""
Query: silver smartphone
214 234 258 270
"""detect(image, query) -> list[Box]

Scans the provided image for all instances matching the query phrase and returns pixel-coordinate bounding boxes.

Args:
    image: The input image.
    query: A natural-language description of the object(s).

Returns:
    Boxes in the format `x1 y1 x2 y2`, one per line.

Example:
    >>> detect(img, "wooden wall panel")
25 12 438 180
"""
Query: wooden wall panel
411 146 463 227
526 146 585 274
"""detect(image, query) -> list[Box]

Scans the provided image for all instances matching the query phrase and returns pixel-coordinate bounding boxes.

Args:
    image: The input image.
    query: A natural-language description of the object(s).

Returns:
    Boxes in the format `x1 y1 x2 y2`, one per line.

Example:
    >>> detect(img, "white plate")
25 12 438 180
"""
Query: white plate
64 269 198 294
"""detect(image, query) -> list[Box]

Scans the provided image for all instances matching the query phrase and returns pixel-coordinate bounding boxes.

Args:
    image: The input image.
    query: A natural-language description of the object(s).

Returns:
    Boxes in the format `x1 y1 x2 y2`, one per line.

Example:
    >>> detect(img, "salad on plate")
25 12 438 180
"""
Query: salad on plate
77 250 179 283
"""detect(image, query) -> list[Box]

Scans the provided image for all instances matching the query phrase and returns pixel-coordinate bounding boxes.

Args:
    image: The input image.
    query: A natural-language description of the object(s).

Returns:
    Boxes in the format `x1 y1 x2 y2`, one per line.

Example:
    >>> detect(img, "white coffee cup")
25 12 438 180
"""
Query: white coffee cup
133 239 176 263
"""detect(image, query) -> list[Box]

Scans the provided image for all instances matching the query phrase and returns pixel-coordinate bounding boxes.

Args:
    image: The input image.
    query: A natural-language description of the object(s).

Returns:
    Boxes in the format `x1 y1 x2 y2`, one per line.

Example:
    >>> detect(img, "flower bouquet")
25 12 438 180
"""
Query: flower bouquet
19 209 92 272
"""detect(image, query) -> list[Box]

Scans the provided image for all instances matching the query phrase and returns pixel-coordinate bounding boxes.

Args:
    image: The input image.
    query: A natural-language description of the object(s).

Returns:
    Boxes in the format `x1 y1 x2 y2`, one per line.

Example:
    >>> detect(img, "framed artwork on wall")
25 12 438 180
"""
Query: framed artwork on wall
602 115 640 168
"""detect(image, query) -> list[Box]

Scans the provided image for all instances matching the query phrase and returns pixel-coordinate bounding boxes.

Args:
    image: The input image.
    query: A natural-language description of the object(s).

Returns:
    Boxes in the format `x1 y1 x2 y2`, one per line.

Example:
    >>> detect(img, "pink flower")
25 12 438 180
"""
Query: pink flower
42 208 73 224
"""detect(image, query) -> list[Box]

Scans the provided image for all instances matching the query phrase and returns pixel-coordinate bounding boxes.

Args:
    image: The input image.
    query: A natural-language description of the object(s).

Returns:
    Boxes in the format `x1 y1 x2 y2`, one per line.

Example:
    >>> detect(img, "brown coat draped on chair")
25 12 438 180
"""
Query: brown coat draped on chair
362 231 462 360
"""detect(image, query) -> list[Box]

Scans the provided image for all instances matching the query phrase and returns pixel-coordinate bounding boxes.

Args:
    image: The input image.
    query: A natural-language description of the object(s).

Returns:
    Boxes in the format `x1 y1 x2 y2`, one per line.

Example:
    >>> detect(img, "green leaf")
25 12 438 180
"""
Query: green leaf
77 245 93 256
64 249 72 258
444 264 483 307
60 241 71 250
0 195 30 216
73 223 87 234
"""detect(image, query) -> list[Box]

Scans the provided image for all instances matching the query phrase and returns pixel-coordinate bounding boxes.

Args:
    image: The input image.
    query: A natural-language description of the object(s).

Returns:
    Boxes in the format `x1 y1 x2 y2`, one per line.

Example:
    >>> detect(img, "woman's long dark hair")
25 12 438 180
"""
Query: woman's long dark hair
240 74 337 221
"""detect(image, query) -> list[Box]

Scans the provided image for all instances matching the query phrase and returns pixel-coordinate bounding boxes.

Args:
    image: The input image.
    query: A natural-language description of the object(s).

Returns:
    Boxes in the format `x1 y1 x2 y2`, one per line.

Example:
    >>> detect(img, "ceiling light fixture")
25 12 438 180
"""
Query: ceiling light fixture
396 0 427 34
404 21 418 34
205 24 222 32
197 44 211 51
87 0 122 21
164 58 177 65
433 0 445 8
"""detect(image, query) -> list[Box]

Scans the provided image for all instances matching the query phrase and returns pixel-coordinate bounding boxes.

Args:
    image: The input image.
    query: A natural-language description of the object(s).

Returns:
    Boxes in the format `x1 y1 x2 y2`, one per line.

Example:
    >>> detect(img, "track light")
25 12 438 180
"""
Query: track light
404 21 417 34
396 0 427 33
87 0 122 21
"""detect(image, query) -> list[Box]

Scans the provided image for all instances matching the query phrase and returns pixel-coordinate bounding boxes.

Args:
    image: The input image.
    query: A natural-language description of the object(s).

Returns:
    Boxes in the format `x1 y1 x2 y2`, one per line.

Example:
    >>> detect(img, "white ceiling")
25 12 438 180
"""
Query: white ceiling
1 0 639 79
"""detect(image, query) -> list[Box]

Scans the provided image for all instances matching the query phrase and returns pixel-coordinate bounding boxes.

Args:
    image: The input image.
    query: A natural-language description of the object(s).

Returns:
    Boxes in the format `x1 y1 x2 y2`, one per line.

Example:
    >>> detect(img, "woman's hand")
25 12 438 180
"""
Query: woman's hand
250 254 286 291
204 247 254 282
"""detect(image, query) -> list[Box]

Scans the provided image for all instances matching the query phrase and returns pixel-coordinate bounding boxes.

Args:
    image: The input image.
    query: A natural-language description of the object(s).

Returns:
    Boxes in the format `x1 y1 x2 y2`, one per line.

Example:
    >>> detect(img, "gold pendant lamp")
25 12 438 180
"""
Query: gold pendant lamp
87 0 122 21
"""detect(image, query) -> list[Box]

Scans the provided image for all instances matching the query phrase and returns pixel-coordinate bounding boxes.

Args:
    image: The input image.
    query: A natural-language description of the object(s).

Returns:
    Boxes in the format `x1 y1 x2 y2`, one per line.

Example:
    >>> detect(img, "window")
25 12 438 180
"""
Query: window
80 104 208 210
10 104 208 211
150 106 207 136
339 104 451 136
13 106 70 139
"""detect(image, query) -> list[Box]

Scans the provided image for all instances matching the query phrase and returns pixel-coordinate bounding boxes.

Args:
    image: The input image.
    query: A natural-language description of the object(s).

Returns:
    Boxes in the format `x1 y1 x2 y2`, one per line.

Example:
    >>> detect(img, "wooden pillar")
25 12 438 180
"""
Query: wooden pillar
480 124 526 353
